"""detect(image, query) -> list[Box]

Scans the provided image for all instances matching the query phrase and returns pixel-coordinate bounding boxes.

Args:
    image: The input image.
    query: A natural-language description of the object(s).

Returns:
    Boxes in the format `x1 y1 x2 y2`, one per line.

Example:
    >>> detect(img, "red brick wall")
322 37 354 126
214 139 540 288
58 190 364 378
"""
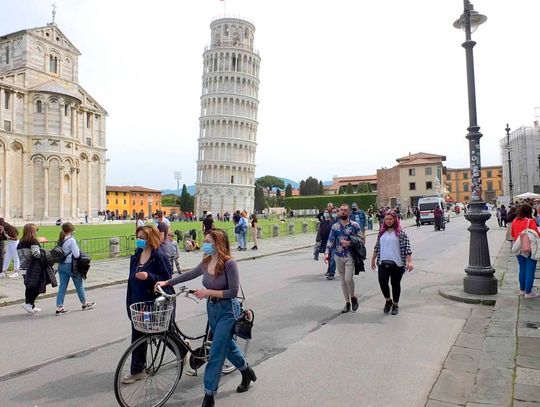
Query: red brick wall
376 167 400 207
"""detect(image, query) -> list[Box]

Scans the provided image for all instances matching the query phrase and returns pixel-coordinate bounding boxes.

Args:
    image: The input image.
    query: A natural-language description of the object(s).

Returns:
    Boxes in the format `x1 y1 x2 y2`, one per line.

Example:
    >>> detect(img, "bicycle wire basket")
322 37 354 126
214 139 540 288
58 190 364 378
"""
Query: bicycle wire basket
130 301 173 333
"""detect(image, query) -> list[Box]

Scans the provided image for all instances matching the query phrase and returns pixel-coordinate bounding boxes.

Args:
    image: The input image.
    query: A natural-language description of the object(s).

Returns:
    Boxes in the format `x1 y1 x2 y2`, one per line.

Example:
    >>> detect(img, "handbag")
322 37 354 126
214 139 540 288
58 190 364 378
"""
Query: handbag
511 219 538 257
224 268 254 340
234 225 242 234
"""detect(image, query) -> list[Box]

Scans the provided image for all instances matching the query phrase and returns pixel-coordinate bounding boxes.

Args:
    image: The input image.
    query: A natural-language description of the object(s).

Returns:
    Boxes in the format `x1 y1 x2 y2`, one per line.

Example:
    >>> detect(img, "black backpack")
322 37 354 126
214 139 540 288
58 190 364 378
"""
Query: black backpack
49 238 73 264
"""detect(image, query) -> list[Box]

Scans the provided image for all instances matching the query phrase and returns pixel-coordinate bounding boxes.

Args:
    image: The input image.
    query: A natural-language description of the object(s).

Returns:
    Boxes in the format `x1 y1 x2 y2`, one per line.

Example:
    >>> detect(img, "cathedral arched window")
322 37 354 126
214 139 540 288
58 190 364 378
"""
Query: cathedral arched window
36 100 43 113
49 55 58 73
5 46 9 64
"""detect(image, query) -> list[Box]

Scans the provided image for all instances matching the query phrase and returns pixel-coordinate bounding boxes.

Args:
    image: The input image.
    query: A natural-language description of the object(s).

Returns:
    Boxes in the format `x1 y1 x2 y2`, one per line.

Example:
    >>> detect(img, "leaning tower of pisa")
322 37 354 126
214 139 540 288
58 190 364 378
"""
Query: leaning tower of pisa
195 17 260 217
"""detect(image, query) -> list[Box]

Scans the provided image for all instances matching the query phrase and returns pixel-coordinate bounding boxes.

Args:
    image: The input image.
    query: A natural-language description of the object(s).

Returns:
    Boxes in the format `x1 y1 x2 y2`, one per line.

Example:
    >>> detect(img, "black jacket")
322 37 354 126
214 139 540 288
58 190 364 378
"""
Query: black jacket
24 248 58 293
349 235 366 273
316 219 334 253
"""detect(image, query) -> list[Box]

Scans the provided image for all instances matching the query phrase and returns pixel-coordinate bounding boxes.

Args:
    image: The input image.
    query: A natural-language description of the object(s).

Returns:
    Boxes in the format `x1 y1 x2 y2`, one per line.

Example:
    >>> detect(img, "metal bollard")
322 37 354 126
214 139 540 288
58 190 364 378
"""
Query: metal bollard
272 224 279 237
109 237 120 258
302 222 308 233
288 223 295 235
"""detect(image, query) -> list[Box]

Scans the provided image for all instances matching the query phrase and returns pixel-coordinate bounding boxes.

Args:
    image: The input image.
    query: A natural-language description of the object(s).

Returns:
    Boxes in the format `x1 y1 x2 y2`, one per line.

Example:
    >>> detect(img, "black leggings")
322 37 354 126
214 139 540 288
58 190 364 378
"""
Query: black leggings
378 262 405 303
25 287 40 306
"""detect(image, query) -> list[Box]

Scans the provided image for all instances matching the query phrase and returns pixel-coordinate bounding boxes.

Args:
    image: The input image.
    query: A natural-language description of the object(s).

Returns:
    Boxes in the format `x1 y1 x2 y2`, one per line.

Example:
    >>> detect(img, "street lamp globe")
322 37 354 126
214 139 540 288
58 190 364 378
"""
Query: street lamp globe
453 4 487 33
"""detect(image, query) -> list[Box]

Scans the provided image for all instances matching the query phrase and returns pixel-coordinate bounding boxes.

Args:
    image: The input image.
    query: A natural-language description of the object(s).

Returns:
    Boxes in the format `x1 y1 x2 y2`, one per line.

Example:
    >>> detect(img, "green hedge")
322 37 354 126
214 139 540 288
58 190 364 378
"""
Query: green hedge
285 194 377 211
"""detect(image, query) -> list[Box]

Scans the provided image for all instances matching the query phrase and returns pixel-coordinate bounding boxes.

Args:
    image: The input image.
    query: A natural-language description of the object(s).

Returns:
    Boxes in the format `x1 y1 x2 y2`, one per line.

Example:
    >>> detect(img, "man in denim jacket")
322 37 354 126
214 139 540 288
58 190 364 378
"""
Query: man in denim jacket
350 203 366 239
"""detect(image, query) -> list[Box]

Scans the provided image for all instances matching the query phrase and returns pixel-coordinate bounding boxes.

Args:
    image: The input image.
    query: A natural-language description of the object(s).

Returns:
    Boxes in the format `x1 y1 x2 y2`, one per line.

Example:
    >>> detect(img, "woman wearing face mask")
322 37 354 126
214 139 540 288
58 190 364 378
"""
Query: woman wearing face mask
156 228 256 407
370 211 414 315
122 225 174 384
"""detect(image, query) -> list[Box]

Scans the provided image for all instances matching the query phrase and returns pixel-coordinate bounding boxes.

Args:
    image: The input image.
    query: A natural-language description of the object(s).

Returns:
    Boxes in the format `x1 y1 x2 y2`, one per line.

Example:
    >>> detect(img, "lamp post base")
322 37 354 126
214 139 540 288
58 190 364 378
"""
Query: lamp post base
463 201 497 295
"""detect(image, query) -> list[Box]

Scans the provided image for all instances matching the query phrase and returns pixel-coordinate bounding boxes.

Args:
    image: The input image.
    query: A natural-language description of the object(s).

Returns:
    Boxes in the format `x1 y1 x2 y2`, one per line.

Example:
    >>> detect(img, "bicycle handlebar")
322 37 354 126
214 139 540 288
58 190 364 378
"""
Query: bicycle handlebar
155 284 198 303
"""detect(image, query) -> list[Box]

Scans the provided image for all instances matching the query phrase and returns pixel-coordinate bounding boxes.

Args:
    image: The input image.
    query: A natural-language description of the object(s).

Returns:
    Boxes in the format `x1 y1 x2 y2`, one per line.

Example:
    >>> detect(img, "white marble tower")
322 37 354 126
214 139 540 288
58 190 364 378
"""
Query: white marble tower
195 17 260 216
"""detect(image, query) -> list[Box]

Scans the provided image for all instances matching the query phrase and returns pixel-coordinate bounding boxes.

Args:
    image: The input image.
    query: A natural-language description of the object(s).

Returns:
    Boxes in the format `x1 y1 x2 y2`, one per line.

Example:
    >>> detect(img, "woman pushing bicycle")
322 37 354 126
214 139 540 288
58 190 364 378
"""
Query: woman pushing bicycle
156 228 256 407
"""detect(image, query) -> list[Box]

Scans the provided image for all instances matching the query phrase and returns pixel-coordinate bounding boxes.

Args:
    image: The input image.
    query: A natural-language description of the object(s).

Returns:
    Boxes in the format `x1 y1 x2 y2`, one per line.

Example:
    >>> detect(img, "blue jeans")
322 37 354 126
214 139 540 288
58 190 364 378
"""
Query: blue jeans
56 262 86 307
238 230 247 249
517 255 537 294
204 298 247 396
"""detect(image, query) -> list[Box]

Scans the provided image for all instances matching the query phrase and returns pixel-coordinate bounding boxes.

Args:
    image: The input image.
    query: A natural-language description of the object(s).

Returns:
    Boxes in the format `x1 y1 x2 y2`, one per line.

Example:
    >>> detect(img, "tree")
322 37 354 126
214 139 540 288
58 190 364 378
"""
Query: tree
346 182 354 194
178 184 194 212
299 180 306 196
358 182 372 193
255 175 285 196
338 185 346 194
254 187 266 212
319 180 325 195
285 184 293 198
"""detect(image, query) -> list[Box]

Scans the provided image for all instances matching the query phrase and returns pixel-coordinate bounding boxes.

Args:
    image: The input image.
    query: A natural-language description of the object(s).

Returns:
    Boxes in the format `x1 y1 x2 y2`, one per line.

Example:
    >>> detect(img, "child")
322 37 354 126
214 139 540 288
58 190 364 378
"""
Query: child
167 233 181 274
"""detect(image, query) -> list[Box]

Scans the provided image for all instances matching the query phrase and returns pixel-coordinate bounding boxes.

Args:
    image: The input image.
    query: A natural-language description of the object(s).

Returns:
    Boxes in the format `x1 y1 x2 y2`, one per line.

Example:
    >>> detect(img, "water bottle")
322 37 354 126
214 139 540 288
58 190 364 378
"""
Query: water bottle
143 311 150 330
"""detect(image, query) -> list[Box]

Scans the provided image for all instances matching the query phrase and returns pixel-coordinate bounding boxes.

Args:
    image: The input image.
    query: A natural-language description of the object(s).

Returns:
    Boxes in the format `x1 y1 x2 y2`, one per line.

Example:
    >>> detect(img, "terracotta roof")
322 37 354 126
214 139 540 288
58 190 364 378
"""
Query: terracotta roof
397 158 444 167
326 175 377 191
396 152 446 163
106 185 162 193
106 186 131 192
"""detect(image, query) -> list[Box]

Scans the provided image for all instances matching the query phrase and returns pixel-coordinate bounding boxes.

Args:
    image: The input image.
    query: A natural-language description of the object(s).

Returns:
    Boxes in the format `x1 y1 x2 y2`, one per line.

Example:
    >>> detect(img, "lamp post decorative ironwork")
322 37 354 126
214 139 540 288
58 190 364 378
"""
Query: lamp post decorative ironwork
454 0 497 295
505 124 513 204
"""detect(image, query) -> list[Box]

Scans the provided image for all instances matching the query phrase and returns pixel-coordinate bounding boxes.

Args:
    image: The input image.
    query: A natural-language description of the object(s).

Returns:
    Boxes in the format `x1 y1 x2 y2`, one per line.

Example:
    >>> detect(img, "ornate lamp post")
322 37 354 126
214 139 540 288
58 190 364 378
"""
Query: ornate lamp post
454 1 497 295
505 124 513 204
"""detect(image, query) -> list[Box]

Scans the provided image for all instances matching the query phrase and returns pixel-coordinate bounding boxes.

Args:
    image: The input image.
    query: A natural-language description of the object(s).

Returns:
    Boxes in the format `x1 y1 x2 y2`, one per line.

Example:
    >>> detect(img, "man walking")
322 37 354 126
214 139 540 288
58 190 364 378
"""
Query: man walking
350 203 366 240
325 204 362 313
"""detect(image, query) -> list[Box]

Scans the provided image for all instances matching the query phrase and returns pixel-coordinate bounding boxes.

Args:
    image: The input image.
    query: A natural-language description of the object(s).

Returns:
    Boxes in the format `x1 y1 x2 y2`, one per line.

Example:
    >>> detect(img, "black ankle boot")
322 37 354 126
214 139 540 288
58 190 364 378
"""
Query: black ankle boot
237 365 257 393
202 394 214 407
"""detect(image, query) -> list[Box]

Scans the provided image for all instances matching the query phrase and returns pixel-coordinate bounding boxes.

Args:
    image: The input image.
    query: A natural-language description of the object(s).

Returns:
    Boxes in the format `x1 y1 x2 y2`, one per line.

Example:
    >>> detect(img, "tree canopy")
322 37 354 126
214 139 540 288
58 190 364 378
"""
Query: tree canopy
255 175 285 196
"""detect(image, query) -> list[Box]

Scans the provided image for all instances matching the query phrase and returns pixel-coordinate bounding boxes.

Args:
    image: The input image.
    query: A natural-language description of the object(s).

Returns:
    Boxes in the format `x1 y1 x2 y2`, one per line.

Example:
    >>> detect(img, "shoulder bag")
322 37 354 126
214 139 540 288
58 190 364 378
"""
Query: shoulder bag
224 266 254 340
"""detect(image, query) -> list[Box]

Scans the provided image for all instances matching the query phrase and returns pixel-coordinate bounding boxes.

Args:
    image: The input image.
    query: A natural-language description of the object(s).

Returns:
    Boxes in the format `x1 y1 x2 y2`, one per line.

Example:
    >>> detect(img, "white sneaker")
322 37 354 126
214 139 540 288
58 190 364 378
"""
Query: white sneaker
525 292 540 299
9 272 19 279
33 307 42 313
0 272 7 279
20 303 34 314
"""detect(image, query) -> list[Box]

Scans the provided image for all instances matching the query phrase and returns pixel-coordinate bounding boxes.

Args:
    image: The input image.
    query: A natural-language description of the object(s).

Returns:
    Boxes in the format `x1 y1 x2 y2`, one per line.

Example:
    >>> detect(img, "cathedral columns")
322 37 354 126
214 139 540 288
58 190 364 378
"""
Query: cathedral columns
21 151 29 219
59 165 64 218
70 107 76 137
43 163 49 218
87 159 91 215
70 168 77 218
0 88 3 124
3 146 9 219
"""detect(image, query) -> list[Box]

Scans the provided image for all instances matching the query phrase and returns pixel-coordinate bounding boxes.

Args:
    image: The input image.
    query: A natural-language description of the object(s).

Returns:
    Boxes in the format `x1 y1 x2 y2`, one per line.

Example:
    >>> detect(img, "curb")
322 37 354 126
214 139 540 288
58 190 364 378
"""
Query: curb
438 286 497 306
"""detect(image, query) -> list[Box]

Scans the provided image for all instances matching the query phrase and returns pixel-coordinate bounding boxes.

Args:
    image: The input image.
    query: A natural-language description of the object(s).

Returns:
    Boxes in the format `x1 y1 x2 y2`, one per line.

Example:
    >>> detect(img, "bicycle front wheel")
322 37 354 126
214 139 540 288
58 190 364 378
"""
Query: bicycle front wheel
114 334 183 407
222 336 251 375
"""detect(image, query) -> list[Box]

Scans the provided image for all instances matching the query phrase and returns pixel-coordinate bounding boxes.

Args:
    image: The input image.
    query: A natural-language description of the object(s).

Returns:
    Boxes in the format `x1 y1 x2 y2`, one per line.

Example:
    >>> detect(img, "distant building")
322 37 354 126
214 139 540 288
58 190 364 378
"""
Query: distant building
377 152 446 208
324 175 377 195
0 20 107 222
445 166 503 204
499 122 540 197
106 186 162 219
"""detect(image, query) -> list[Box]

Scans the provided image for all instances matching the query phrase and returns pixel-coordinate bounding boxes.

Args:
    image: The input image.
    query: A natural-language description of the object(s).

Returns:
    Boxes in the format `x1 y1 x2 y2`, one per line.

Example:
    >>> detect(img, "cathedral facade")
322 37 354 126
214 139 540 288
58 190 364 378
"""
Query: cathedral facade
0 22 106 222
195 17 260 216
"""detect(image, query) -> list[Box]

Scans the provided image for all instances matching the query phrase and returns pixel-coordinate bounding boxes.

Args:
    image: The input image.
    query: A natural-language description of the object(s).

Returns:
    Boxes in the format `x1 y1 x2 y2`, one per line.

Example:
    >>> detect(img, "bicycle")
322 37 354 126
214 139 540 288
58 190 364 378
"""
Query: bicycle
114 285 251 407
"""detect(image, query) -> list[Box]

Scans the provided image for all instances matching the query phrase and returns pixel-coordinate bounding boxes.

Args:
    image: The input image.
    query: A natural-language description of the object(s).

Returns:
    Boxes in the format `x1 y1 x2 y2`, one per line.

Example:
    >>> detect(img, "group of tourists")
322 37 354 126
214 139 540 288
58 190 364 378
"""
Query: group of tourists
315 202 414 315
0 218 95 315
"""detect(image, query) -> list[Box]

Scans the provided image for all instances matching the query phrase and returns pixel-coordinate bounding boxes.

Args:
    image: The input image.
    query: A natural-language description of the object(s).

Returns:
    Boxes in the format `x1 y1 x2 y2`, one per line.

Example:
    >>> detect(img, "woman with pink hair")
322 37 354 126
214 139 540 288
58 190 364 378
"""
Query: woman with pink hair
370 211 414 315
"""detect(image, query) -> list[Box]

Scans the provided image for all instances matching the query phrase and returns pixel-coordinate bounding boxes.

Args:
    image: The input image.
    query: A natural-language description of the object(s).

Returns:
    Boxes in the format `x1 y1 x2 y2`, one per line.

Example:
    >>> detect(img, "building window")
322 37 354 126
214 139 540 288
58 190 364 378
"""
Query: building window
426 181 433 190
123 200 126 204
224 25 229 36
115 192 118 196
115 199 118 204
3 120 11 131
498 181 501 190
86 112 91 128
49 55 58 73
4 92 10 109
132 200 135 205
4 46 9 64
106 199 109 204
140 200 143 205
463 183 469 192
409 168 415 176
231 175 234 184
64 104 69 116
487 170 492 178
36 100 43 113
487 181 493 192
447 173 451 179
463 172 468 179
409 182 416 190
425 167 432 176
448 184 452 192
464 195 469 201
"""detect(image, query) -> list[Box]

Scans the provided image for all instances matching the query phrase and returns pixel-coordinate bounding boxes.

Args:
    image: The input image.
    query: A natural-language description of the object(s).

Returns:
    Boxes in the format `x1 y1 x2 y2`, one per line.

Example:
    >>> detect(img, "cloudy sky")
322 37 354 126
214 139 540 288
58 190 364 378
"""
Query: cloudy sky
2 0 540 189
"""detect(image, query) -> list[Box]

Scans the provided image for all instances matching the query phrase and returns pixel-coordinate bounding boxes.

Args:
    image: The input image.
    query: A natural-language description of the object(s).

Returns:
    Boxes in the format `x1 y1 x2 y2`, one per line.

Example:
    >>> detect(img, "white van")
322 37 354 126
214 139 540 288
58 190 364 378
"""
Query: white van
418 197 448 225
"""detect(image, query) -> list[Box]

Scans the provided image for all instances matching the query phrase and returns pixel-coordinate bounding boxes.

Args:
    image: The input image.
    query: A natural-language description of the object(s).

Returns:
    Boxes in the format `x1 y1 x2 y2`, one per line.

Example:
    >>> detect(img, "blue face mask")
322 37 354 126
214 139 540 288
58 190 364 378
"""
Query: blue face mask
136 238 147 249
331 213 338 219
323 213 330 219
202 242 216 256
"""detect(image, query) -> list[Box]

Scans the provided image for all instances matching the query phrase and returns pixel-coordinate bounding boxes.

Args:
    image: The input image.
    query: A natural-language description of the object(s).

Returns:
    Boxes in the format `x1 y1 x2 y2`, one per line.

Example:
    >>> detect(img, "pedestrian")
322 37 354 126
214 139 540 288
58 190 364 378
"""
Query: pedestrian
166 232 182 273
317 202 334 222
251 214 258 250
0 218 9 278
496 207 502 228
511 204 540 298
2 222 20 278
136 212 145 232
237 211 248 251
325 204 362 313
122 225 174 384
367 206 374 230
203 212 215 236
434 205 444 231
414 207 421 227
156 229 256 407
233 210 241 249
17 223 58 314
350 203 367 240
84 211 88 224
500 205 508 227
153 211 169 245
371 211 414 315
55 223 95 315
316 209 336 279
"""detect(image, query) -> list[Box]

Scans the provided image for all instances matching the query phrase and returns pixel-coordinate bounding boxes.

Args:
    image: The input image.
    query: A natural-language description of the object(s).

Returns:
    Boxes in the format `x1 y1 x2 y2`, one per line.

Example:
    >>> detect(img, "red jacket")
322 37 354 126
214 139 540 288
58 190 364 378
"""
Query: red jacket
511 217 539 241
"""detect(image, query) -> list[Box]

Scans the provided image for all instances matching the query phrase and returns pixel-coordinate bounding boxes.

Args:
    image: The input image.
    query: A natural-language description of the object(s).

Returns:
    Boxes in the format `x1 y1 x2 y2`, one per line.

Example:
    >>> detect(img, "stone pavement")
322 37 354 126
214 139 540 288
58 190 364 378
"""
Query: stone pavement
427 241 540 406
0 219 418 307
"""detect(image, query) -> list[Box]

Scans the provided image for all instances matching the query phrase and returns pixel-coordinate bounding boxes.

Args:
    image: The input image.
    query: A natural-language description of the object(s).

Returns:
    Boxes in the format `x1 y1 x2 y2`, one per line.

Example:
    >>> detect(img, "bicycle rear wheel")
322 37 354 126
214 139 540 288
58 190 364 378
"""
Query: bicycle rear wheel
114 334 183 407
221 336 251 375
